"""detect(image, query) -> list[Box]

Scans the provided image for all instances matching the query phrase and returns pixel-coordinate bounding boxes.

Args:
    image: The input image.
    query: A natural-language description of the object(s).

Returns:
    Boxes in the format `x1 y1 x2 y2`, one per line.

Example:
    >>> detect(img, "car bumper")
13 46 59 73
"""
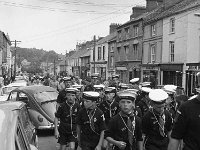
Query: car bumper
37 124 54 130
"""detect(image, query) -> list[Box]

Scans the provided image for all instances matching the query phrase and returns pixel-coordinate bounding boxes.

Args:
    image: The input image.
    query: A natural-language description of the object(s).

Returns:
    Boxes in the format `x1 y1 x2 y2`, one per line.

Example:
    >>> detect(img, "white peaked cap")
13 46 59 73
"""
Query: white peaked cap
149 89 168 102
163 85 177 94
130 78 140 83
94 84 105 89
141 87 153 93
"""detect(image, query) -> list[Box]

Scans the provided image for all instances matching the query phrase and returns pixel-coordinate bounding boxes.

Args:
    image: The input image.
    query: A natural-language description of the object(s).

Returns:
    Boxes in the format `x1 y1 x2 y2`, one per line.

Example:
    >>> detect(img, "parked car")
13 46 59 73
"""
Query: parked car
0 82 27 101
7 85 58 130
0 101 38 150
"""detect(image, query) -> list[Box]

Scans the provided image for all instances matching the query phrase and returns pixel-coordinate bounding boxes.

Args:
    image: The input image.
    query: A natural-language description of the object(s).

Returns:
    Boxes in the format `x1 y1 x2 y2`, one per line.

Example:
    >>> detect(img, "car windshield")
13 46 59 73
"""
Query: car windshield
34 91 58 102
2 86 18 95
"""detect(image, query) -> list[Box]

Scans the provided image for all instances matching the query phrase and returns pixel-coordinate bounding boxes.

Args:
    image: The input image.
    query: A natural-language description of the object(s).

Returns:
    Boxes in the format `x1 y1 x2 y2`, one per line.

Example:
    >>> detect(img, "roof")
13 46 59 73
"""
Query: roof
80 48 91 58
14 85 58 95
96 32 117 45
0 101 24 150
118 12 148 28
144 0 200 24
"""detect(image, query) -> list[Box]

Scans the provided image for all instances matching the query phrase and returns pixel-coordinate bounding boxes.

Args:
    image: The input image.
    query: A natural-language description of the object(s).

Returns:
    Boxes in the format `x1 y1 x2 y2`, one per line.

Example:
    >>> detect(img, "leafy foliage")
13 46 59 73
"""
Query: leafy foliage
11 47 62 73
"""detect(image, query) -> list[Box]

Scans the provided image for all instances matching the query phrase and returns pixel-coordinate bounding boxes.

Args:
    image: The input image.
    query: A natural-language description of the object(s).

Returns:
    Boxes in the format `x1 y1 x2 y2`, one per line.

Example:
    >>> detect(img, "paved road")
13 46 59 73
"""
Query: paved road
38 130 59 150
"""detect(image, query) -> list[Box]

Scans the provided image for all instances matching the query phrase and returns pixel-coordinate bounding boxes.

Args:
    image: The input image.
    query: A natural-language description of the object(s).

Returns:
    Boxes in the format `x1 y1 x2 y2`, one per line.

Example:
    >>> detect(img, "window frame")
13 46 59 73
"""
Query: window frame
150 44 156 63
97 47 101 60
170 18 175 33
133 44 138 59
151 24 156 37
169 41 175 62
102 46 105 60
133 25 139 37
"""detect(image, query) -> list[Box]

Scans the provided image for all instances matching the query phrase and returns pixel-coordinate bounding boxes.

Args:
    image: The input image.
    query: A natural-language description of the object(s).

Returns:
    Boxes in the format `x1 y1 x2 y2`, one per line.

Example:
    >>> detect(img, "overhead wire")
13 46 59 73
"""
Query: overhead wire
9 0 145 41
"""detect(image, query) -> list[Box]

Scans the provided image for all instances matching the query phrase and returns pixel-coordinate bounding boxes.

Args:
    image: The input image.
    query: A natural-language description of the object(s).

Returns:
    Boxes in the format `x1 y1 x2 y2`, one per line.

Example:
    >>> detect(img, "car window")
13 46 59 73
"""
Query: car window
8 91 18 101
15 119 30 150
34 91 58 102
18 92 29 104
2 87 13 95
20 106 31 131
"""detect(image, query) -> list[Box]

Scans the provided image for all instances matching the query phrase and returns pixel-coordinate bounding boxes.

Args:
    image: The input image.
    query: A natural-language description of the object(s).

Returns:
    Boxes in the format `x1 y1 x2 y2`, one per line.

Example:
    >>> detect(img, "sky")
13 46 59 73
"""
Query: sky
0 0 146 54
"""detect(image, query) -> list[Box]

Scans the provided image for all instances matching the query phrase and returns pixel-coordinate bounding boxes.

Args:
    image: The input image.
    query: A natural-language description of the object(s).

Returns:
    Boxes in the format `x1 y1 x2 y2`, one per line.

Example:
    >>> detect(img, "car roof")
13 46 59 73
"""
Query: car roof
14 85 58 95
0 101 25 150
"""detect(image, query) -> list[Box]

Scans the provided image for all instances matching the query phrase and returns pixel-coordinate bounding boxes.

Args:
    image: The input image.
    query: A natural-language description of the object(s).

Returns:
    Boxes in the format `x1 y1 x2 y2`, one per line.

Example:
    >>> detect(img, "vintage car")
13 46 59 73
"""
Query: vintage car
7 85 58 130
0 101 38 150
0 82 27 101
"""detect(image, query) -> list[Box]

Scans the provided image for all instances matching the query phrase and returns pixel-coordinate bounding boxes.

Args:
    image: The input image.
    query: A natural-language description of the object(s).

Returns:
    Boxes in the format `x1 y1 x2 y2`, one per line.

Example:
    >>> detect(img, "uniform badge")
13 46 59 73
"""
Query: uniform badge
74 108 77 112
94 118 97 122
121 127 126 131
101 114 105 121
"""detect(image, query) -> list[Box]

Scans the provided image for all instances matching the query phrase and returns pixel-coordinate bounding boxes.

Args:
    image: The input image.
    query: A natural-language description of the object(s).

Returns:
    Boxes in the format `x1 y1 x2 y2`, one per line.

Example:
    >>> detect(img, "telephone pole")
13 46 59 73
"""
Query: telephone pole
93 35 96 73
11 40 21 79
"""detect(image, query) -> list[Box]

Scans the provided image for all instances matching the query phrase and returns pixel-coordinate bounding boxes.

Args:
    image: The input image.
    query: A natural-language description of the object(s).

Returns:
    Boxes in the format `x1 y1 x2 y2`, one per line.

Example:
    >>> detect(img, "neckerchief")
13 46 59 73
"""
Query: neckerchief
119 111 135 149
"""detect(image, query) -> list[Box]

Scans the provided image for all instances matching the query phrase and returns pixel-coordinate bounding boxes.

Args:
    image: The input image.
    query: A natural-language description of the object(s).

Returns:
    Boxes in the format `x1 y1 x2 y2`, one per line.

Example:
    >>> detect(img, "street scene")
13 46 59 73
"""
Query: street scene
0 0 200 150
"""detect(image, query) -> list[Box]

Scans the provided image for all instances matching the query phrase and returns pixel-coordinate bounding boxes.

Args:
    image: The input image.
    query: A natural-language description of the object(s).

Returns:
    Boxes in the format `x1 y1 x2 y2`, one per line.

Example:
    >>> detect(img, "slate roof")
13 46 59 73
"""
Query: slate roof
144 0 200 24
96 32 117 45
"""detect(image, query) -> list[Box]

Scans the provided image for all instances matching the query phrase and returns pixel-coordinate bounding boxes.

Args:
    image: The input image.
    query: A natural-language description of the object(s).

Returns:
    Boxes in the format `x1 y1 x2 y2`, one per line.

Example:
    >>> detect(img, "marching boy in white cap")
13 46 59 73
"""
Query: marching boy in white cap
130 78 140 90
142 89 173 150
105 91 143 150
76 91 106 150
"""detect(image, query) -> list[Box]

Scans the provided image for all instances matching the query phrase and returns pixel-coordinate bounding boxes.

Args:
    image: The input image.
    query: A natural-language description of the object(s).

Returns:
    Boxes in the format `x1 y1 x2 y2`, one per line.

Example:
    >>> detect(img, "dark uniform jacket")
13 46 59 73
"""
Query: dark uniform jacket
105 112 143 150
98 100 119 126
57 89 66 104
55 102 80 135
171 98 200 150
142 109 173 150
76 107 106 147
136 98 149 117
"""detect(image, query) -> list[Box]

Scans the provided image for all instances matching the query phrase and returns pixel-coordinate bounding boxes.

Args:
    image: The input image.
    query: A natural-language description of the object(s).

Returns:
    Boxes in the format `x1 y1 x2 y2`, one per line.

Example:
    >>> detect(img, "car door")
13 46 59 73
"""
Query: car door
15 117 31 150
19 105 38 148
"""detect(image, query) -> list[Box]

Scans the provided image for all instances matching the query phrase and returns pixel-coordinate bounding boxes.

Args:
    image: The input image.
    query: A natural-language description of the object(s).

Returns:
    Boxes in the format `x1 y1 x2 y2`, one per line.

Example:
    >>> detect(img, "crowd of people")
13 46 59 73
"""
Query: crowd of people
27 73 200 150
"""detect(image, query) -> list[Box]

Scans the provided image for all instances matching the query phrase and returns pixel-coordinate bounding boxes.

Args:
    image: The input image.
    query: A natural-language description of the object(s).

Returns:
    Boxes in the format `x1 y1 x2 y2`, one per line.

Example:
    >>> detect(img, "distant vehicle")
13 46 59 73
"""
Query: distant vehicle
0 82 27 101
7 85 58 130
0 101 38 150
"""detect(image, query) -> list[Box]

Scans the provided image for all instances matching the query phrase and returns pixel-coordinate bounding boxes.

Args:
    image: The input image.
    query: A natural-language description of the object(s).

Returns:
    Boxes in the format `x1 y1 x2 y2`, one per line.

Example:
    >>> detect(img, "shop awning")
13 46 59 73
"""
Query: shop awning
160 63 183 71
116 67 127 71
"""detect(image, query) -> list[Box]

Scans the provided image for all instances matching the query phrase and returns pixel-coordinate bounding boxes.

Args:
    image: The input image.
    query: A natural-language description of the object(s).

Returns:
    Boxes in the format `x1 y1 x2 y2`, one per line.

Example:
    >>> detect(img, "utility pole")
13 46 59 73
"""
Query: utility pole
93 35 96 73
54 59 56 76
11 40 21 80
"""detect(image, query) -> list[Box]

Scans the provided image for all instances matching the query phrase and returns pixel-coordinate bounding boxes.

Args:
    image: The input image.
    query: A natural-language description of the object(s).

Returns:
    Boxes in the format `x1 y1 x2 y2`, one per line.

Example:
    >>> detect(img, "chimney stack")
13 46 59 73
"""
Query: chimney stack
146 0 163 12
109 23 121 34
130 6 146 20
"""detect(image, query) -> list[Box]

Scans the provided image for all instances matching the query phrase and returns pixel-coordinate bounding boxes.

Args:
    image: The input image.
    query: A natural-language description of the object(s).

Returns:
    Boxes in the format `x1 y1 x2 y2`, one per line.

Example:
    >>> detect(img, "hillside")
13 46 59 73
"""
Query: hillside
11 47 64 73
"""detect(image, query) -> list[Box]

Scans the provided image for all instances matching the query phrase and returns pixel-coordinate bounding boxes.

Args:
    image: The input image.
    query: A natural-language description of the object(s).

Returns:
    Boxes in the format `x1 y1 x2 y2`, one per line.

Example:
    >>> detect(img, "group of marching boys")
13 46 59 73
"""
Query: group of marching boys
54 74 199 150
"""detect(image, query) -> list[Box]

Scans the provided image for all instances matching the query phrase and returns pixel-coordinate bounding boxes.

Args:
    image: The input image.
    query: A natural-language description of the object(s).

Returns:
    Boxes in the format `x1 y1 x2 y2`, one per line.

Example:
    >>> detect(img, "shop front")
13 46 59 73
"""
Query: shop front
116 61 141 84
185 63 200 96
160 63 183 87
141 64 160 88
